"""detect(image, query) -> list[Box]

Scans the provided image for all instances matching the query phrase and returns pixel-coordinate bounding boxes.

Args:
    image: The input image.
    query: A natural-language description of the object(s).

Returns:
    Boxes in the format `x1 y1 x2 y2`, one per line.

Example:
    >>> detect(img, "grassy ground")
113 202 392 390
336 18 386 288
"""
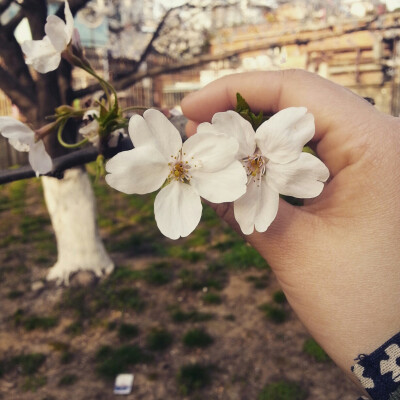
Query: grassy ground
0 167 361 400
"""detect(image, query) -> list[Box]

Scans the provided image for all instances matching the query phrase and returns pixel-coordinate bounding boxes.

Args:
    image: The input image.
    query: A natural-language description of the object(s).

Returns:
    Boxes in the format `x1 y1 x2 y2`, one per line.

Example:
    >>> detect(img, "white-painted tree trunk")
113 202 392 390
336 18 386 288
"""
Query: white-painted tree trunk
41 167 114 285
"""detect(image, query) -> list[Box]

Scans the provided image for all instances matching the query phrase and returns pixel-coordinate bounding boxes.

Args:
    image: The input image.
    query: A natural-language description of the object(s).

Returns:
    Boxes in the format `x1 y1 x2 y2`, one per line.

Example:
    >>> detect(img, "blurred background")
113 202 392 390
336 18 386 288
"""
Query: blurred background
0 1 399 399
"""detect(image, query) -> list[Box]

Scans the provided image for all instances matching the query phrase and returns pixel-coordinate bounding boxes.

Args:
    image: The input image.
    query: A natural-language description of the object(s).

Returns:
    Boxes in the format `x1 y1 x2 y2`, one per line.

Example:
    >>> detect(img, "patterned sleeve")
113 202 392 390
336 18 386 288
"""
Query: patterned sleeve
352 332 400 400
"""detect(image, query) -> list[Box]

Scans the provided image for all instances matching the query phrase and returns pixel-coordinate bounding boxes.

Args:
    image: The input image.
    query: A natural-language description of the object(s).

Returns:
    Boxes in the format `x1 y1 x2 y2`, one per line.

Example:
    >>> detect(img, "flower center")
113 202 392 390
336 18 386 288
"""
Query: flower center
168 151 192 183
242 153 268 184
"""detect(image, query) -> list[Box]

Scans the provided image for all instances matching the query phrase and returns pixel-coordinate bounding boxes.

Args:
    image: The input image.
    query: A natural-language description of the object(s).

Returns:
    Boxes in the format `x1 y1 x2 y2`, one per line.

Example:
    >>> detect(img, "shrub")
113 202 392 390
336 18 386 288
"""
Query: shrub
183 328 213 348
258 380 307 400
302 338 330 362
177 363 211 395
146 327 173 351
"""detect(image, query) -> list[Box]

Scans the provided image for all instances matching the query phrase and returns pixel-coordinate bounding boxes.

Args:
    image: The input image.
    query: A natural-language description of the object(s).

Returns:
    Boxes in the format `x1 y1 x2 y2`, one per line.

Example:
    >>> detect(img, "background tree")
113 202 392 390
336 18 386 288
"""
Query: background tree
0 0 266 284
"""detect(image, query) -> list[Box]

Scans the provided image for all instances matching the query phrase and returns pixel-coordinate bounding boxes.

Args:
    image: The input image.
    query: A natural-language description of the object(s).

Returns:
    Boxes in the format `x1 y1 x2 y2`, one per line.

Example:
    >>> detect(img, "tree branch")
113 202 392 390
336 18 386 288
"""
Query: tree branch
0 0 13 14
73 14 398 99
5 8 25 34
0 65 36 112
0 137 134 185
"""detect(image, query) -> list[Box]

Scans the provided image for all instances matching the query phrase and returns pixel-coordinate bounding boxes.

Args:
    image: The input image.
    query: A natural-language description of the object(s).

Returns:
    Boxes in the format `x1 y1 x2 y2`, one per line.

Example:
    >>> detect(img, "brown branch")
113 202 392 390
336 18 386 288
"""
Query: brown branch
0 0 13 14
5 8 25 33
0 136 134 185
0 65 36 113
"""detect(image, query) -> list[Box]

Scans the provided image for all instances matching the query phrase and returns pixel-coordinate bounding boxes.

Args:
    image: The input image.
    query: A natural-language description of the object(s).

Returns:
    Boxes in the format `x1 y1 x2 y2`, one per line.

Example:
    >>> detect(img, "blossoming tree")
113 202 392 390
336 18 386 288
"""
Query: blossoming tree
0 0 329 285
0 0 242 284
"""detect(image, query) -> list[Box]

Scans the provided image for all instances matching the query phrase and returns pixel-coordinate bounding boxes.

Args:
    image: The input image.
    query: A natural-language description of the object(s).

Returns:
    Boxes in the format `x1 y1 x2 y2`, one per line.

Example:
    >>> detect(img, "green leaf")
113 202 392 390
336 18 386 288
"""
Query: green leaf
235 92 266 130
235 93 251 114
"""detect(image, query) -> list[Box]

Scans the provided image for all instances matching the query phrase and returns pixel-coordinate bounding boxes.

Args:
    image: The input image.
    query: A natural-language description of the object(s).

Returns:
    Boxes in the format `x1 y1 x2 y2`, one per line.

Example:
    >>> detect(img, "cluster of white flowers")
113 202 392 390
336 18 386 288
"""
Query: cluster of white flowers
0 117 52 176
0 0 329 239
105 108 329 239
21 0 74 74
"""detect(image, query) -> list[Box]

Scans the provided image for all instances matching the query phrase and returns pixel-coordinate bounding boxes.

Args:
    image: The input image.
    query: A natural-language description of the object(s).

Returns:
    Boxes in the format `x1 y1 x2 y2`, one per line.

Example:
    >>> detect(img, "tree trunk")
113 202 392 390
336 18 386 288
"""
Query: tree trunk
41 167 114 285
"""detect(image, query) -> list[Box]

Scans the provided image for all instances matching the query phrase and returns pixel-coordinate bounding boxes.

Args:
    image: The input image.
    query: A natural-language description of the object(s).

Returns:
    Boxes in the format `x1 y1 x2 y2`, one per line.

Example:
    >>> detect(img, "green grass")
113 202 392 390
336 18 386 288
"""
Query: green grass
302 338 330 362
183 328 214 348
259 303 288 324
273 290 287 304
178 267 226 292
202 292 222 305
65 321 84 336
7 289 24 299
22 315 59 332
10 353 46 375
258 380 307 400
61 282 145 320
58 374 78 386
143 261 173 285
169 306 214 323
22 375 47 392
186 227 210 247
12 310 58 331
177 363 211 395
118 323 139 340
166 245 205 262
107 266 143 284
220 241 268 270
60 351 74 364
146 327 173 351
245 273 270 289
95 344 152 379
8 180 28 212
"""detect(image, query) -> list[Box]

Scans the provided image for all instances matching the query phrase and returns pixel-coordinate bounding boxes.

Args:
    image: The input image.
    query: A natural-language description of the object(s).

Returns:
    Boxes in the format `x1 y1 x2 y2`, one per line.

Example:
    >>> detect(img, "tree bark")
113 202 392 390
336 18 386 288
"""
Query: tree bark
41 167 114 285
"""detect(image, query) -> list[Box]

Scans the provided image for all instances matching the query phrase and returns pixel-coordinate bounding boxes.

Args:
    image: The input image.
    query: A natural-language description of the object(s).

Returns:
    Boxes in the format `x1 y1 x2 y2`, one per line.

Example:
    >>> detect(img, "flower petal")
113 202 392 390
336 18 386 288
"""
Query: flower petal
45 15 69 52
64 0 74 41
267 152 330 198
254 182 280 233
0 117 34 150
29 140 53 175
21 36 61 73
199 110 256 159
0 117 34 138
182 132 239 172
234 179 279 235
128 109 182 159
154 180 202 240
190 160 247 203
255 107 315 164
105 146 169 194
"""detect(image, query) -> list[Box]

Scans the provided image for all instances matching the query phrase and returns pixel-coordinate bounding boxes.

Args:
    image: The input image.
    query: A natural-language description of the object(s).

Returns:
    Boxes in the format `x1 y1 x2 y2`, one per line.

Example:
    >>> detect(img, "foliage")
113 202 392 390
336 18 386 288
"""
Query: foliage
273 290 287 304
302 338 330 362
183 328 214 348
177 363 211 395
169 306 214 323
95 344 152 379
22 375 47 392
10 353 46 375
202 292 222 305
146 327 173 351
118 323 140 340
245 273 270 289
258 303 288 324
258 380 307 400
21 315 59 332
58 374 78 386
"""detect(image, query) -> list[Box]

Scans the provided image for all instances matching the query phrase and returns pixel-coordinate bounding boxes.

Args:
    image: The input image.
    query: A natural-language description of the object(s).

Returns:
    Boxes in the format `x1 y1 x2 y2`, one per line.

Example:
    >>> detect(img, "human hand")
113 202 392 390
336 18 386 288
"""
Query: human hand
181 70 400 384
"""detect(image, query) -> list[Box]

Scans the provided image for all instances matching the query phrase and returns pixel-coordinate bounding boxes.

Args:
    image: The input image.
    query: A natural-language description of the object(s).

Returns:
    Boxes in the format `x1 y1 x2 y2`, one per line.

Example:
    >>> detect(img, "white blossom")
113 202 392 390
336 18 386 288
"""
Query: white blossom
105 109 247 239
197 108 330 235
0 117 52 176
21 0 74 73
79 110 121 148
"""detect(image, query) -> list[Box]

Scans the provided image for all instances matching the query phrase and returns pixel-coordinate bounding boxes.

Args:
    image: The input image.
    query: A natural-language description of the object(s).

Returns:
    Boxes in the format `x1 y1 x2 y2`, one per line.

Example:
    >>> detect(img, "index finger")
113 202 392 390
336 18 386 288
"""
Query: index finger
181 69 381 176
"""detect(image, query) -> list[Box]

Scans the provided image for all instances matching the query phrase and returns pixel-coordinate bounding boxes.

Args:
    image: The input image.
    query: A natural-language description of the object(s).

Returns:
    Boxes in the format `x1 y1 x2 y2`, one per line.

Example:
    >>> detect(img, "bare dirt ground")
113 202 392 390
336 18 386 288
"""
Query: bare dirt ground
0 173 362 400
